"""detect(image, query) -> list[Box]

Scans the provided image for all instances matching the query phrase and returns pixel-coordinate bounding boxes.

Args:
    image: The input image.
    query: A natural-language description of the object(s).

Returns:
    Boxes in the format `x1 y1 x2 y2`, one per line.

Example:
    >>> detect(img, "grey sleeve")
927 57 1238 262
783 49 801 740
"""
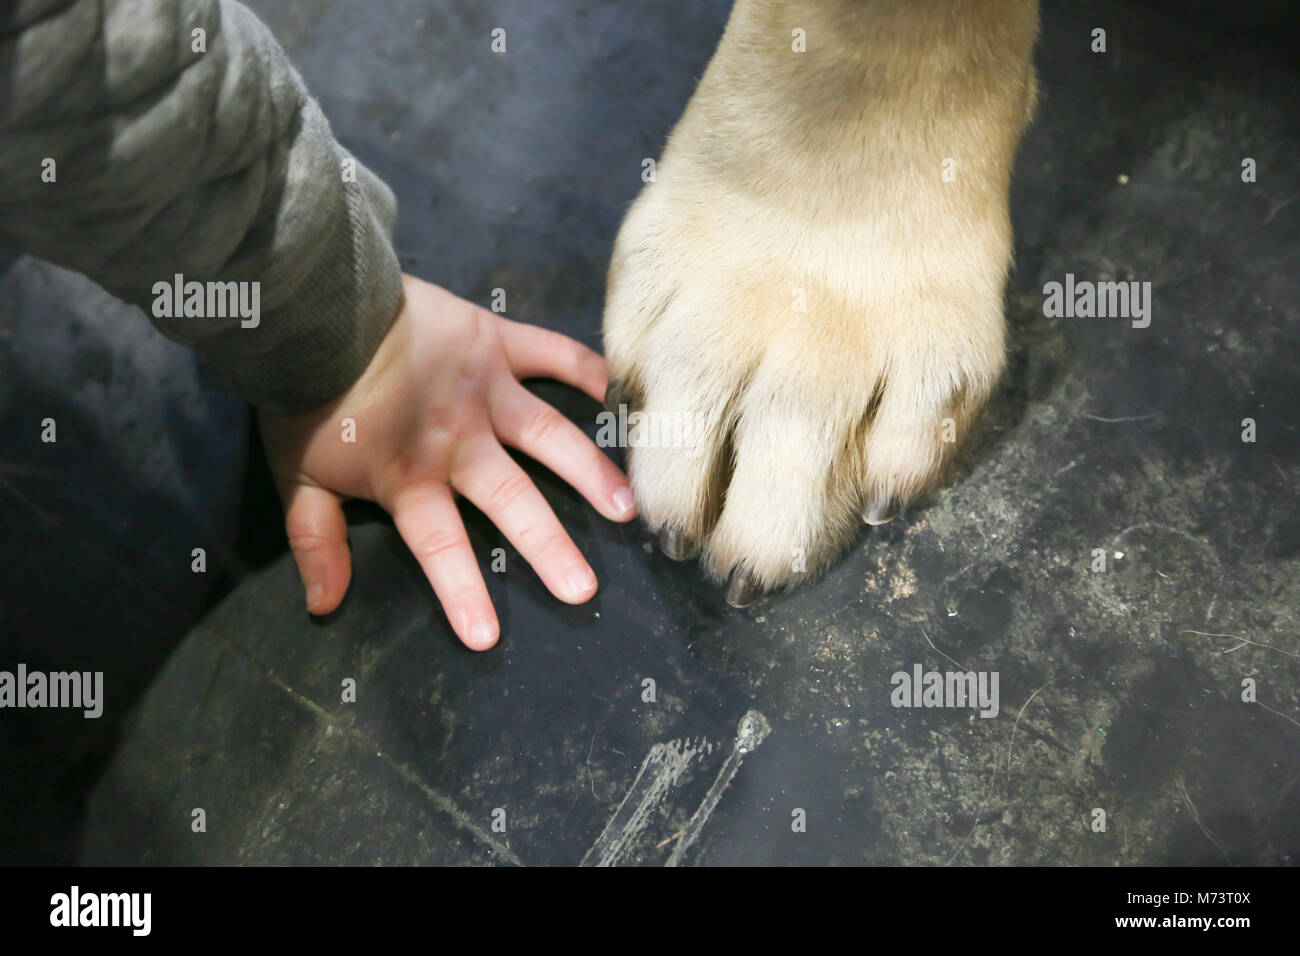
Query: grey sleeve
0 0 405 414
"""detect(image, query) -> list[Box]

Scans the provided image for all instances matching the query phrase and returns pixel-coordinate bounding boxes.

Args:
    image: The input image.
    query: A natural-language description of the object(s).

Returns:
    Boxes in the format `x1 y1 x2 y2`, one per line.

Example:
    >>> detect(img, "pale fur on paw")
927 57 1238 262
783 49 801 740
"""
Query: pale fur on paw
603 0 1040 606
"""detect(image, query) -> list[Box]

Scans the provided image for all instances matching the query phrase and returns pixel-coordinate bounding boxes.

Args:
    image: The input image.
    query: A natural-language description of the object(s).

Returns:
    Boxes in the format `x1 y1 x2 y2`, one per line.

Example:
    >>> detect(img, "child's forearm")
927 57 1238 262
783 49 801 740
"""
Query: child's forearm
0 0 403 413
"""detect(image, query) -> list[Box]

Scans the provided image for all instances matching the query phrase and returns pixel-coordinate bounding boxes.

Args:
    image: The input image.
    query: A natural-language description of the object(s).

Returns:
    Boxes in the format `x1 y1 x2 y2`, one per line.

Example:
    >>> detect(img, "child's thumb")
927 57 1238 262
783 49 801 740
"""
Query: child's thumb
282 483 351 615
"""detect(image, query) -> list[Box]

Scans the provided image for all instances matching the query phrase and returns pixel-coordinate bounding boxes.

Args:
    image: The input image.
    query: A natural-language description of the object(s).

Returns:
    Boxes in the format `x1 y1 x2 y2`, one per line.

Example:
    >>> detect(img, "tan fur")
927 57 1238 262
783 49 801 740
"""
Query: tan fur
603 0 1040 593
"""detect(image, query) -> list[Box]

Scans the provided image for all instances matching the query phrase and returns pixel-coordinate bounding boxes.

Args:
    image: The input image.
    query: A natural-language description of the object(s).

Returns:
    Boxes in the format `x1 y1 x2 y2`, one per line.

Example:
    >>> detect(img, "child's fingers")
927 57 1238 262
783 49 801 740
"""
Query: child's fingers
497 318 608 401
390 484 499 651
450 434 599 605
490 382 636 522
282 483 351 615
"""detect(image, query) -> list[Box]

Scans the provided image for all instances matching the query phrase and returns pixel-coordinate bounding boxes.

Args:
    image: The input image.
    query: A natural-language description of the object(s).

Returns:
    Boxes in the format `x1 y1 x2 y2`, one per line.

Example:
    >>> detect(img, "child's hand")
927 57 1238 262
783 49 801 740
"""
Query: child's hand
257 274 636 650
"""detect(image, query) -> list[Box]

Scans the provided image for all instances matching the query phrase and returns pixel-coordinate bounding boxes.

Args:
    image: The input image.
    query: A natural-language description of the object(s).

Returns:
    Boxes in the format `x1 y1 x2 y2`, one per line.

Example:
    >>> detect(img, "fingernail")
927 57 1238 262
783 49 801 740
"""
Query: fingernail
566 566 598 598
470 620 497 647
612 486 636 517
306 583 324 612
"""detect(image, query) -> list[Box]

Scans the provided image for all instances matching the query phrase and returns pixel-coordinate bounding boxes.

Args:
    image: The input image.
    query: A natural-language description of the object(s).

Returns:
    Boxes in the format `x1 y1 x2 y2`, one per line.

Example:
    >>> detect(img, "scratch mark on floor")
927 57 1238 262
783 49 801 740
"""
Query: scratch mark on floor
223 641 523 866
1109 523 1223 570
946 674 1062 867
1177 778 1230 864
1183 630 1300 660
1256 699 1300 732
921 625 968 673
1081 412 1161 423
580 710 771 867
1262 195 1296 224
665 710 771 867
580 735 710 867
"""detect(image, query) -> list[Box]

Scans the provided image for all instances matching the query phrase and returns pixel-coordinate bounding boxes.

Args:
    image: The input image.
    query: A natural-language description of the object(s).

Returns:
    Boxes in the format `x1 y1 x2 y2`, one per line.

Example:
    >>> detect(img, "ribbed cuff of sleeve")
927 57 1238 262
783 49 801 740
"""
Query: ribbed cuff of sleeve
197 162 404 415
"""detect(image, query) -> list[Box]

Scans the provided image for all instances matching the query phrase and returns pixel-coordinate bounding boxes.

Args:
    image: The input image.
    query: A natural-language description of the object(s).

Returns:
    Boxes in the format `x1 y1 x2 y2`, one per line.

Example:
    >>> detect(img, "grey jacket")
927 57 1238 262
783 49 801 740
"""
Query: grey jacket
0 0 404 413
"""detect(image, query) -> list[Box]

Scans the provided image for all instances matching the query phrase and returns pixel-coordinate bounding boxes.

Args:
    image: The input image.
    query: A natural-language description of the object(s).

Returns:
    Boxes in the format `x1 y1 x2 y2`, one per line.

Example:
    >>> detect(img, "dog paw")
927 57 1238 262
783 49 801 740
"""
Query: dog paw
605 199 1007 605
609 158 1034 604
603 2 1037 605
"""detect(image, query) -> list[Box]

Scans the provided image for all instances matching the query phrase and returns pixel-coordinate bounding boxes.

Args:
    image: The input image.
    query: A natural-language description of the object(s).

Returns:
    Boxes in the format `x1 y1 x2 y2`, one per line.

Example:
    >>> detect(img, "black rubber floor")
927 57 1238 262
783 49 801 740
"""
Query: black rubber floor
1 0 1297 865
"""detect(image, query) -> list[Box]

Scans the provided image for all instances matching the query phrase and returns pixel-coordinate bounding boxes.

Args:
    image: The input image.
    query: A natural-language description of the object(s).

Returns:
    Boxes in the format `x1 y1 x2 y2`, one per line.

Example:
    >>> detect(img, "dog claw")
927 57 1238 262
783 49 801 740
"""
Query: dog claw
604 379 631 416
725 567 761 608
863 498 898 526
659 527 697 561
